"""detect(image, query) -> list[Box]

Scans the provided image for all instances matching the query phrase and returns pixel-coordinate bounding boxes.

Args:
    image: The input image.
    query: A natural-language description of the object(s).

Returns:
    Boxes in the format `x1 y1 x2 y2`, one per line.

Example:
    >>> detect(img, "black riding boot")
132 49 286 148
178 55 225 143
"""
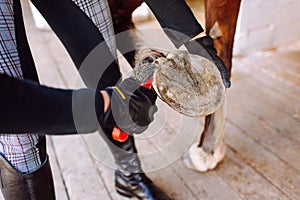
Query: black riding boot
101 128 171 200
0 155 55 200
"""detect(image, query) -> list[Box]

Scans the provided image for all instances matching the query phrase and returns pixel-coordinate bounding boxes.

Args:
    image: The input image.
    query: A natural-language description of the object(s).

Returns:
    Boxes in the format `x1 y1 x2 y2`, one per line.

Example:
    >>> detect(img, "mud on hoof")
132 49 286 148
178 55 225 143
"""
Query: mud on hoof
183 139 226 172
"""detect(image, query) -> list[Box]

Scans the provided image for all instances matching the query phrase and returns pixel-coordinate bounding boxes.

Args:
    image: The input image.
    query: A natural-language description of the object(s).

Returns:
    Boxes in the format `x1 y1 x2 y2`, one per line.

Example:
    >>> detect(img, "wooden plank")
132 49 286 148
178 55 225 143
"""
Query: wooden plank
136 139 200 200
216 147 289 200
226 100 300 172
147 165 198 200
245 52 300 87
51 135 111 200
97 164 137 200
227 79 300 145
47 137 69 200
229 51 300 168
232 58 300 100
134 118 243 200
171 160 244 200
230 69 299 115
271 51 300 74
81 130 197 200
79 132 131 200
224 122 300 199
247 52 300 87
80 128 197 200
142 100 203 155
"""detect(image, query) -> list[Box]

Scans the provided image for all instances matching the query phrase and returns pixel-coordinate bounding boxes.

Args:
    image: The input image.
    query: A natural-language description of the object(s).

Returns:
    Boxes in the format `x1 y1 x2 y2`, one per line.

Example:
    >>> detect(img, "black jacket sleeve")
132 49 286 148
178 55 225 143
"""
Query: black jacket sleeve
144 0 204 48
31 0 122 90
0 74 103 135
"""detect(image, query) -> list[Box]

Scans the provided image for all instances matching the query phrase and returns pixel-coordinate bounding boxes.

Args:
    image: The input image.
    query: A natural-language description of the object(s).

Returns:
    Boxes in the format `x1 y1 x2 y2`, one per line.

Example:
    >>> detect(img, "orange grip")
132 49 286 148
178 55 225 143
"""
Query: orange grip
112 127 129 142
140 78 153 89
112 78 153 142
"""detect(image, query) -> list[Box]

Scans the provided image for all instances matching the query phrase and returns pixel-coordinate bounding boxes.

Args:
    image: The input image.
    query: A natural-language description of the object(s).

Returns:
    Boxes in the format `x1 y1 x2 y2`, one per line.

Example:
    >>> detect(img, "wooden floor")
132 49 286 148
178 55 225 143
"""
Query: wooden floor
2 1 299 199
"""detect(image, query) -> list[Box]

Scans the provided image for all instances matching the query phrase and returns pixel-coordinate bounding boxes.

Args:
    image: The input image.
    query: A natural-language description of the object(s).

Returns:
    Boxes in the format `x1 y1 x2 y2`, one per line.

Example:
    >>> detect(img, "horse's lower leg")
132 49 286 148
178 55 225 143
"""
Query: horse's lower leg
200 0 241 147
192 0 241 170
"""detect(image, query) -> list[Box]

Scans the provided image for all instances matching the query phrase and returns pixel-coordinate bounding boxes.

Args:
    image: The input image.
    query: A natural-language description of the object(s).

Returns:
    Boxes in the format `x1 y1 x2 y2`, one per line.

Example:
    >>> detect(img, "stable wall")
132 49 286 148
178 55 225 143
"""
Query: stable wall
234 0 300 55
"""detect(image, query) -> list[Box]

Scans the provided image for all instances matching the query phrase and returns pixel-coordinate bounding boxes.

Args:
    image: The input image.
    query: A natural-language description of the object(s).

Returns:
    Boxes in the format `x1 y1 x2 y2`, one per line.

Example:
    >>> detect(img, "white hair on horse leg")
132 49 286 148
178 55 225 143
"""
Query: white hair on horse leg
209 22 222 39
201 100 226 153
183 135 226 173
182 101 227 173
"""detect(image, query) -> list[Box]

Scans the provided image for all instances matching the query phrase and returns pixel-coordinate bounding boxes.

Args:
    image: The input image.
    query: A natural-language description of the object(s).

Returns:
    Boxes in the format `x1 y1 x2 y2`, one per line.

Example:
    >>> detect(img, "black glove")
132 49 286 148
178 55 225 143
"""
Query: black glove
185 36 231 88
101 77 157 134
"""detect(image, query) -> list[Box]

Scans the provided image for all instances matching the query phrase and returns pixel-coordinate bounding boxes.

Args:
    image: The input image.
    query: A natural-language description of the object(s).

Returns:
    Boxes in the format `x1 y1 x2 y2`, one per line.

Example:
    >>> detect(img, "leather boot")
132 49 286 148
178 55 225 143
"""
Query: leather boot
101 128 171 200
0 154 55 200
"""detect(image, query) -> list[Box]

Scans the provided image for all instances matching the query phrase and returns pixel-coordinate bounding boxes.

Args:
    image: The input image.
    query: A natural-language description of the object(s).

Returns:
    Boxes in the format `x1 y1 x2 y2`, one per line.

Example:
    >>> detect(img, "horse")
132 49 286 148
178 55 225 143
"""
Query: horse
108 0 241 172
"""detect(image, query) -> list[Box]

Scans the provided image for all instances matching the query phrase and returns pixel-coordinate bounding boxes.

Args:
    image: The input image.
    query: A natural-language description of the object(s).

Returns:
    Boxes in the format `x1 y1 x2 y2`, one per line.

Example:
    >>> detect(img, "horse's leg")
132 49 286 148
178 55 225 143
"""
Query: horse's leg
201 0 241 146
204 0 241 75
184 102 226 172
203 0 241 150
203 0 241 154
184 0 241 172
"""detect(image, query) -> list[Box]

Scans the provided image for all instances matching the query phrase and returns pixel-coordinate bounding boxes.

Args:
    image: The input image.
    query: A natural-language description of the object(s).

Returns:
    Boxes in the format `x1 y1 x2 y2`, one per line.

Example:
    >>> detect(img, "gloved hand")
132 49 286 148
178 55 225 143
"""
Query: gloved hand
184 35 231 88
101 77 158 134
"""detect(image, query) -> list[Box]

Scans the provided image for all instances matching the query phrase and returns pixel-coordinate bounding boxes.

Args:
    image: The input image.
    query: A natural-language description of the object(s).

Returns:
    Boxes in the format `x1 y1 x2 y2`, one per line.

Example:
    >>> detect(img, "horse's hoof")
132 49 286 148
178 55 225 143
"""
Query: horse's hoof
183 142 226 173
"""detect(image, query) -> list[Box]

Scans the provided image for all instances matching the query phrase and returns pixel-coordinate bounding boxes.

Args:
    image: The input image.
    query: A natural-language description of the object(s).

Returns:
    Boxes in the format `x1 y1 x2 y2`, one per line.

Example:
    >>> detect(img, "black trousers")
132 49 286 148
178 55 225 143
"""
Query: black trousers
30 0 122 90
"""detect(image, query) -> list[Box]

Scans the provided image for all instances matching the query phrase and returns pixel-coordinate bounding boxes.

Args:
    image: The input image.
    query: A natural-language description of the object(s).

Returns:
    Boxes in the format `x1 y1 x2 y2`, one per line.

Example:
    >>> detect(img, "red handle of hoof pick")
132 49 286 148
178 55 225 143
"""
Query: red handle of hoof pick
140 78 153 89
112 127 129 142
112 78 154 142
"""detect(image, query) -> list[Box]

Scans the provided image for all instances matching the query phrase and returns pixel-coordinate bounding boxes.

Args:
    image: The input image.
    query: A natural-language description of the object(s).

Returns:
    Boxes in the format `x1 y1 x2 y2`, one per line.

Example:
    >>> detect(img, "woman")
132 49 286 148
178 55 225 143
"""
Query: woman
0 0 156 199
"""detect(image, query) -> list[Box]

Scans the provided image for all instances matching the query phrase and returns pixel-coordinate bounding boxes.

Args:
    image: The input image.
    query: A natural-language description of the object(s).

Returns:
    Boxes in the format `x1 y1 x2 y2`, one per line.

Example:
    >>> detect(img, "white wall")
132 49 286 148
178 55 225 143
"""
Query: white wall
234 0 300 56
